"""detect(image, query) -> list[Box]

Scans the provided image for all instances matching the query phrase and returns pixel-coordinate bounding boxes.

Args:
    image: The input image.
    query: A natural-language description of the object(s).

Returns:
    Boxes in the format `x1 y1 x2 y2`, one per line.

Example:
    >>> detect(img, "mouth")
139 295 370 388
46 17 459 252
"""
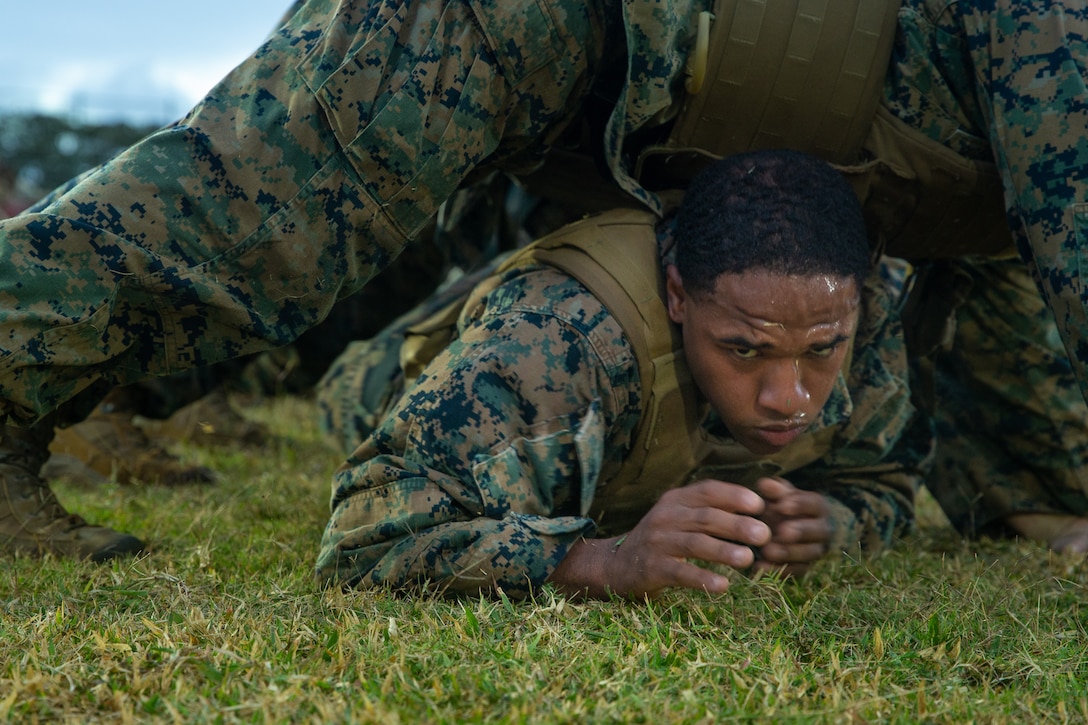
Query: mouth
749 422 808 450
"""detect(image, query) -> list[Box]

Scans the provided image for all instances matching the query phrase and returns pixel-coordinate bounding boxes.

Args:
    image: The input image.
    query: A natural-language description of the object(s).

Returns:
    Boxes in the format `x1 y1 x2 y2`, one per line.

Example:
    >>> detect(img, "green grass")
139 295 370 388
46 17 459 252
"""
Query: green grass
2 395 1087 723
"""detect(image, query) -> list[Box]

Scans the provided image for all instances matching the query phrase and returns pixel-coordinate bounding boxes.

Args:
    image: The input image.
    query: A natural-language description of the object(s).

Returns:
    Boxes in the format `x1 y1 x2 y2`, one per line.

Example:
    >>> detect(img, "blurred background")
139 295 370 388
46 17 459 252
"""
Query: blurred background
0 0 284 215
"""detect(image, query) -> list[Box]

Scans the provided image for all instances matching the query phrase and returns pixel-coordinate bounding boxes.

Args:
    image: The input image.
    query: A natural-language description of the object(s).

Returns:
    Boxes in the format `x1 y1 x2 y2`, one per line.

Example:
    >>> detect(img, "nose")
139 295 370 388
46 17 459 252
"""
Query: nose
757 359 810 418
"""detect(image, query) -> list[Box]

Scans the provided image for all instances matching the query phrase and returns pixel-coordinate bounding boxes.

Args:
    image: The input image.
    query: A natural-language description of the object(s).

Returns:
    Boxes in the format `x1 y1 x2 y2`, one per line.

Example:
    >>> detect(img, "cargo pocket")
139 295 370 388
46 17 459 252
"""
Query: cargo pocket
299 4 507 241
38 287 123 368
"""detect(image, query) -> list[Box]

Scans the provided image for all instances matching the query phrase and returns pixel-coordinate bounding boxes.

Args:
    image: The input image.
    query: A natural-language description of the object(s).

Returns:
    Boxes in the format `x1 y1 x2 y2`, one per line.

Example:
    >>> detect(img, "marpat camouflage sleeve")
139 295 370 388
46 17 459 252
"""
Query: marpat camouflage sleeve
316 267 642 598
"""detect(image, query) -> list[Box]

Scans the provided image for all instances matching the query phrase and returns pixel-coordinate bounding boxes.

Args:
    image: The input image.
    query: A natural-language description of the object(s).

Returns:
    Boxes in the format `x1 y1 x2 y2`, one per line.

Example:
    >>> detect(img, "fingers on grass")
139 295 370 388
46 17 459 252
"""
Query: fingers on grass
760 541 827 566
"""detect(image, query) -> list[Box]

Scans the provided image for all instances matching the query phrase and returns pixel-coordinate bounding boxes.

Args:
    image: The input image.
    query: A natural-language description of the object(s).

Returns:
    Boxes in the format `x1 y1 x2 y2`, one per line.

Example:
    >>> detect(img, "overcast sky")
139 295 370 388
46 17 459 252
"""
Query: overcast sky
1 1 288 125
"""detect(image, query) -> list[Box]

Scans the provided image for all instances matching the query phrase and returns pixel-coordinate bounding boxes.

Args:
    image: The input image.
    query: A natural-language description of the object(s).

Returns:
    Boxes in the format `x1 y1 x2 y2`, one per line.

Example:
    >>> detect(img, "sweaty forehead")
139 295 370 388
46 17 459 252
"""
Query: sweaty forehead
707 270 861 330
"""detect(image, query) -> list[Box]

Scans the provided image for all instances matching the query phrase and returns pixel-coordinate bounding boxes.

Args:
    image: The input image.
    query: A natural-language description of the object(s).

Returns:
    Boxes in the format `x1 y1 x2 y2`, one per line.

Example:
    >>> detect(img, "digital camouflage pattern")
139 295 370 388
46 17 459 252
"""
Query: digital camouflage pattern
314 226 927 597
912 256 1088 536
885 0 1088 397
317 264 638 596
884 0 1088 533
0 0 1085 545
0 0 615 423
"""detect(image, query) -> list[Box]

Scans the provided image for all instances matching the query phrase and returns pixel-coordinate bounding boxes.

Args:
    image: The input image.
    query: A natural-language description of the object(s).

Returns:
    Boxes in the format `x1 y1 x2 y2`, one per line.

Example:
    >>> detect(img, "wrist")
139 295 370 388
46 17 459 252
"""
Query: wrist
546 535 626 599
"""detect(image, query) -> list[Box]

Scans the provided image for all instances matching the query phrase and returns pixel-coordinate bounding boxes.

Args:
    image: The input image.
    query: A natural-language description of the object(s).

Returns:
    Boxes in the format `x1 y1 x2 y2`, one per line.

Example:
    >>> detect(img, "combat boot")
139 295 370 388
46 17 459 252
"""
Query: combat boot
0 418 144 561
50 410 217 486
142 388 270 448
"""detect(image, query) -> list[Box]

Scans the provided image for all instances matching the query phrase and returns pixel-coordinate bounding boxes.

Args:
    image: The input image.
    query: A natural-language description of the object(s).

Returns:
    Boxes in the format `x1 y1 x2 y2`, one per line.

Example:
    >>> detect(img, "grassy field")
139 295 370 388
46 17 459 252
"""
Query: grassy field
1 395 1086 723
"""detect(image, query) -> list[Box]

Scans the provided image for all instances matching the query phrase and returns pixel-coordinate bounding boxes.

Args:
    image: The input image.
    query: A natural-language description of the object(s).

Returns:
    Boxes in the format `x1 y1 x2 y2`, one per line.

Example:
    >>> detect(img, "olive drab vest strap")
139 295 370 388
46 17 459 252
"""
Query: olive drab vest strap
495 208 700 459
635 0 901 189
399 298 464 387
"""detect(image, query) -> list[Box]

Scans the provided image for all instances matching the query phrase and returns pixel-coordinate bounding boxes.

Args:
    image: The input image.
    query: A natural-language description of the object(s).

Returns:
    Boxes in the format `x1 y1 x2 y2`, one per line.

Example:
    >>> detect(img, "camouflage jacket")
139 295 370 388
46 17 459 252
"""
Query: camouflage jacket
316 219 930 597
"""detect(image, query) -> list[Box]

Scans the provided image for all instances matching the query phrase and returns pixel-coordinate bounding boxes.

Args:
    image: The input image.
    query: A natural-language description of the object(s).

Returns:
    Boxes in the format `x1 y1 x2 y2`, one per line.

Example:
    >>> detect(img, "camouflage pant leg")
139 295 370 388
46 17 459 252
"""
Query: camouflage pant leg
917 256 1088 536
0 0 594 425
887 0 1088 402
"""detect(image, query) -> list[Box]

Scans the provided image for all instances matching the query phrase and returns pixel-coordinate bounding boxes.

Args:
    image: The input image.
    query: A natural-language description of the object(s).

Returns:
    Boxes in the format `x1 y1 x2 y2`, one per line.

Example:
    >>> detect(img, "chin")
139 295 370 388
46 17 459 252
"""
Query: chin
740 438 785 456
729 430 778 456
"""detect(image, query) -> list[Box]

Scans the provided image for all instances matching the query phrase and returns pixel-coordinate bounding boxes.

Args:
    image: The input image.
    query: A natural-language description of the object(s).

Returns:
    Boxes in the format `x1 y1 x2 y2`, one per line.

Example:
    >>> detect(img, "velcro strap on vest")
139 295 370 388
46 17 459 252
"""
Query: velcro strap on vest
636 0 901 191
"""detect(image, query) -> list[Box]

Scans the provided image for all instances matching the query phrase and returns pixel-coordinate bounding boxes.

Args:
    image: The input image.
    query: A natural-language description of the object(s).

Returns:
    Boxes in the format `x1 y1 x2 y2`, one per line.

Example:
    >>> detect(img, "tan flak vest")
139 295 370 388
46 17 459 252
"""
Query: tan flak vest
521 0 1014 261
405 209 848 534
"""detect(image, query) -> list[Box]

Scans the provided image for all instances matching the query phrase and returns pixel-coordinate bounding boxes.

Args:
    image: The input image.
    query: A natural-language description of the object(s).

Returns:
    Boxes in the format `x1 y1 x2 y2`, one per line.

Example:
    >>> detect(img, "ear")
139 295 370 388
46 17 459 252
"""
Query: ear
665 264 686 325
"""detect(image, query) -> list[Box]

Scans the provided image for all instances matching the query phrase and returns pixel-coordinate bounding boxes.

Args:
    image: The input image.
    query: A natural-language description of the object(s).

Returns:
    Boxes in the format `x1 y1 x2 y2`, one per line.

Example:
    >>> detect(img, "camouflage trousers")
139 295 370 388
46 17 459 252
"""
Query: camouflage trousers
0 0 595 426
909 256 1088 536
887 0 1088 401
883 0 1088 533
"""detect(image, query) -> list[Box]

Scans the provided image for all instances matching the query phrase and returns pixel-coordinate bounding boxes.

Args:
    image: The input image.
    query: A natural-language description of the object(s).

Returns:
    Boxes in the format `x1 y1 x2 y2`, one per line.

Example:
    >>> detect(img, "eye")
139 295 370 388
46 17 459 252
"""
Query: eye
730 347 759 360
808 343 839 358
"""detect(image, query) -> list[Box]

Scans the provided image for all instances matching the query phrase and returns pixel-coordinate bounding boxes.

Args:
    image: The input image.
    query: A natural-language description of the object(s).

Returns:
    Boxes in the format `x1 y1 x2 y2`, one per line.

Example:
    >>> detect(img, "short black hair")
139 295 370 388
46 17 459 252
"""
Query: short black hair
673 149 870 296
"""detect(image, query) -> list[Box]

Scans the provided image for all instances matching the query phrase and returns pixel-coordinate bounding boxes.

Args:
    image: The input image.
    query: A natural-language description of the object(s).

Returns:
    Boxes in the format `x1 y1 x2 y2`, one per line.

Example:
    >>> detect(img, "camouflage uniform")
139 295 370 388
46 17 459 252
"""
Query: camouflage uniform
913 256 1088 536
0 0 1085 550
0 0 626 424
883 0 1088 533
0 0 984 418
314 214 929 596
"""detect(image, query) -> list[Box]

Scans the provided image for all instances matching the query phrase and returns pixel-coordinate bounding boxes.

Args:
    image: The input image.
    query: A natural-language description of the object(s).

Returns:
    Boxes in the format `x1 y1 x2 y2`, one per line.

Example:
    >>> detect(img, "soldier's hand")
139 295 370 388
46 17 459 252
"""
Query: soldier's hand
548 479 771 600
752 476 831 576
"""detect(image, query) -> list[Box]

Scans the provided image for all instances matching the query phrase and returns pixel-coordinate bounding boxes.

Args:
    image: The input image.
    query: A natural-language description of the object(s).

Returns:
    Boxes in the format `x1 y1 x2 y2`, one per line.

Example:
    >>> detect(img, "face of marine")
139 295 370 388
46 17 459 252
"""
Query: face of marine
666 265 860 455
